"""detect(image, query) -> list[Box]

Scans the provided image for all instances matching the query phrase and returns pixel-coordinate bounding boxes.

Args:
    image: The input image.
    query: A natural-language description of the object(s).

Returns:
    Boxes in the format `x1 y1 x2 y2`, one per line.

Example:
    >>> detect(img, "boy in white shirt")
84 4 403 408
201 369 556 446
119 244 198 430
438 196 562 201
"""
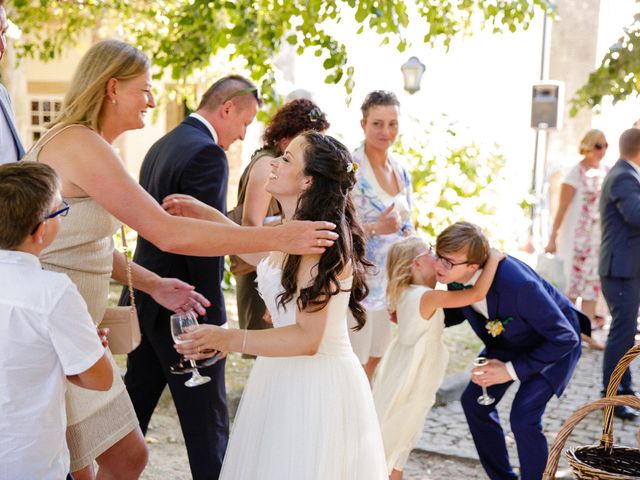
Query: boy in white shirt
0 162 113 480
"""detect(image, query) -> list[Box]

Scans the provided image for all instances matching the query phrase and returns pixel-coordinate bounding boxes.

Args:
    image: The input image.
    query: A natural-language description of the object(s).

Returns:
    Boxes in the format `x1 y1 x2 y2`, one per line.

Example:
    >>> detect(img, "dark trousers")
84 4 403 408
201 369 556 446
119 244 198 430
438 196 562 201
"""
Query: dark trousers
125 318 229 480
601 276 640 393
461 376 554 480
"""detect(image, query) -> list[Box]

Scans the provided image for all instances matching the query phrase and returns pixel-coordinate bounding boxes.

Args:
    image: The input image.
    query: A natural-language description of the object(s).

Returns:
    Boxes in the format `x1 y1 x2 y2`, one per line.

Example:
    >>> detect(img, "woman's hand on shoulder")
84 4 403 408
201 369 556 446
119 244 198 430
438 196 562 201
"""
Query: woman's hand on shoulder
275 220 338 255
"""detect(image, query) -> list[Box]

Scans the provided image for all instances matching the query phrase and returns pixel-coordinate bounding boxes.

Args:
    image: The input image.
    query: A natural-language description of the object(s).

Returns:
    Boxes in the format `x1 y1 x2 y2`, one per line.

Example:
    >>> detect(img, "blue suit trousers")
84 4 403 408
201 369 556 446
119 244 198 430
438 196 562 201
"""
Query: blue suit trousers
461 376 554 480
601 276 640 393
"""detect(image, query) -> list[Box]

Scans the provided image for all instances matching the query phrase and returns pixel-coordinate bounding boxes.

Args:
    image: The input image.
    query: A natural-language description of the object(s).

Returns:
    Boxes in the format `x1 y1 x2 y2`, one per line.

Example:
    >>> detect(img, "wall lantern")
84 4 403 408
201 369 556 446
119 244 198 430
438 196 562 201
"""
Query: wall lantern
401 56 425 94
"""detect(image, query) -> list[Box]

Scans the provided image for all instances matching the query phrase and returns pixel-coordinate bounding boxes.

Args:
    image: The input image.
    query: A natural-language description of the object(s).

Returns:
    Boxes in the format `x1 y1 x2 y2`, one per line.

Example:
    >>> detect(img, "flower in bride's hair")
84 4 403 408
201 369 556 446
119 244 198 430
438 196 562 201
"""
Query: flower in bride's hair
346 161 359 173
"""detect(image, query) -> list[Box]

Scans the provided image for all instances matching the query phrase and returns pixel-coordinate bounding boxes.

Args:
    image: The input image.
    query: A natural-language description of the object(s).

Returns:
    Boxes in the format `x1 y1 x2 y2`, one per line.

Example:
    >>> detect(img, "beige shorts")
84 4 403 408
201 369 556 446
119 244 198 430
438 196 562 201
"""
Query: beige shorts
348 308 392 364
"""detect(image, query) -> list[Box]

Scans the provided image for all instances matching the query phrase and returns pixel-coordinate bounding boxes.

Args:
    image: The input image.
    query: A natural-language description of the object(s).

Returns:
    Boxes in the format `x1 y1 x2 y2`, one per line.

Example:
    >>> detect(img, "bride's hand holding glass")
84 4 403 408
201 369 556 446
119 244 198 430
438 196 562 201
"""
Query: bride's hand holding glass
174 324 231 360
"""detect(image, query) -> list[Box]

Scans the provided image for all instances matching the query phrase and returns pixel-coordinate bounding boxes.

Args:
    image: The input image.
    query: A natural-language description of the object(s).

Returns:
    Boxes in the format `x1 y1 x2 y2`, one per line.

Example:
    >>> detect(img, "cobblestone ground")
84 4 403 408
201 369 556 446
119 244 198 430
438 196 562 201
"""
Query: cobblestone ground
416 328 640 477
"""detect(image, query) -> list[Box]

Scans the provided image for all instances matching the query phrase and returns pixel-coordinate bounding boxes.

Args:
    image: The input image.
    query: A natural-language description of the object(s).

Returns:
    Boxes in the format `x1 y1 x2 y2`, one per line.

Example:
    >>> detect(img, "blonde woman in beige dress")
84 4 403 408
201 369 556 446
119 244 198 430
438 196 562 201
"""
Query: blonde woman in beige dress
25 40 337 479
373 236 502 479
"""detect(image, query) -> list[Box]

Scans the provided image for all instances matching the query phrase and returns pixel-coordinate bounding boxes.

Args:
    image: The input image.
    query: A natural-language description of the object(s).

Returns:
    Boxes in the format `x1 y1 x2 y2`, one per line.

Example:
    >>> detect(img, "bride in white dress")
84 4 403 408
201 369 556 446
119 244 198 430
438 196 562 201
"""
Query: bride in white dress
173 131 387 479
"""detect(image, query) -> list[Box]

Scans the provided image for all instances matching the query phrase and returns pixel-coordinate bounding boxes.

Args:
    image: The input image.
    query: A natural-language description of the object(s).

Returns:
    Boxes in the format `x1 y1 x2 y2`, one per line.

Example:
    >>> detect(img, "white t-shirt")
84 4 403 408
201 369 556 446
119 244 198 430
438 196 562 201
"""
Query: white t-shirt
0 250 105 480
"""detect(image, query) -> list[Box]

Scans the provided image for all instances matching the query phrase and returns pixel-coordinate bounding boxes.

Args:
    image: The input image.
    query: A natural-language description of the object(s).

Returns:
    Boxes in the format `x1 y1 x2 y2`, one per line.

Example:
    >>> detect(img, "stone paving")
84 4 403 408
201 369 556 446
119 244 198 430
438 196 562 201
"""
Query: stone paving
414 328 640 475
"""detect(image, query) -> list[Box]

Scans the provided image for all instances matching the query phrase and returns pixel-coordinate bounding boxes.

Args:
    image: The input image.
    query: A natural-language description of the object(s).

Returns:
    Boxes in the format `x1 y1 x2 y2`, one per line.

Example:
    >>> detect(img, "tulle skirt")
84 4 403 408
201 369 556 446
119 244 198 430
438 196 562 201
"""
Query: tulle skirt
220 353 387 480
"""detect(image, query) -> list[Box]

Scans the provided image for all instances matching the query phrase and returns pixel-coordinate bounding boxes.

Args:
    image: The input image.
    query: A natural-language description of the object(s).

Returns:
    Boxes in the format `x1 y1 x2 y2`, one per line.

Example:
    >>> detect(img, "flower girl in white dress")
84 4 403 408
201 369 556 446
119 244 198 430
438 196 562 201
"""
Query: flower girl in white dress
373 236 502 479
174 132 387 479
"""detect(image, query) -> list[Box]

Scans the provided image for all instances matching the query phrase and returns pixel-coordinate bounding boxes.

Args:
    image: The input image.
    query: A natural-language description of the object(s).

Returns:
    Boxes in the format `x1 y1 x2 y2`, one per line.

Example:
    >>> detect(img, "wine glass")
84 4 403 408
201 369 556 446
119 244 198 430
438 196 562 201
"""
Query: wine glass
473 357 495 406
170 311 211 387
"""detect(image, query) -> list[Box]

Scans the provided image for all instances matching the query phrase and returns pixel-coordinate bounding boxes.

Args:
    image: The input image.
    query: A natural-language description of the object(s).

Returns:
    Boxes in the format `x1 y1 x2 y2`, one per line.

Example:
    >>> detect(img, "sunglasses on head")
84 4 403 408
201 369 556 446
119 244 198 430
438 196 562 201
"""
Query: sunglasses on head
594 142 609 150
222 86 260 104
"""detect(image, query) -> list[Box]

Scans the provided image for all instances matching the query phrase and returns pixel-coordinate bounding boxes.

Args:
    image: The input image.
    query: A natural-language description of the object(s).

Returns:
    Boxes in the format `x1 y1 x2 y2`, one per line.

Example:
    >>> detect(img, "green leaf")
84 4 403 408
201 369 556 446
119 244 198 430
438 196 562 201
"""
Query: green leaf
355 7 368 23
322 57 336 69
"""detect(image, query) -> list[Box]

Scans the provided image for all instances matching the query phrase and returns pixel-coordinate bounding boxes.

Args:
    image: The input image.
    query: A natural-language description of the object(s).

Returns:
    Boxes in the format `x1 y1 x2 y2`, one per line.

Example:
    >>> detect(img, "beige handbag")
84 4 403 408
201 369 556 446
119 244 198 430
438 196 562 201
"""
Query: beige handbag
100 226 141 355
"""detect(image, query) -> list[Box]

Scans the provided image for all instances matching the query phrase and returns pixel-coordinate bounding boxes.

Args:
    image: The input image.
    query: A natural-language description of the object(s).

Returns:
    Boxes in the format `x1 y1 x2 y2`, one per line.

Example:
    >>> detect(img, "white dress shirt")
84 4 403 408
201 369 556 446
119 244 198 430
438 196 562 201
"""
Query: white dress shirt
189 112 219 144
0 250 105 479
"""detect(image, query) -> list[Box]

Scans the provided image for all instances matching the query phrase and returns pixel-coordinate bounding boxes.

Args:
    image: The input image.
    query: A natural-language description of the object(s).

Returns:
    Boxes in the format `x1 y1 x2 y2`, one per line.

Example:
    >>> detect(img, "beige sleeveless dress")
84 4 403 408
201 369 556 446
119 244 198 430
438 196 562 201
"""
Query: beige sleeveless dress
24 125 139 471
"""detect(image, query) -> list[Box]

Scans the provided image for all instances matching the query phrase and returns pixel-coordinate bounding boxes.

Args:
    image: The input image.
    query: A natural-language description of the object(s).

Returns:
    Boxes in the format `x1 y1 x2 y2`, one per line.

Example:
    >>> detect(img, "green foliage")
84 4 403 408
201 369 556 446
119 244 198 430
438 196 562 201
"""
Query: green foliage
9 1 553 106
571 9 640 115
222 256 236 292
397 117 530 251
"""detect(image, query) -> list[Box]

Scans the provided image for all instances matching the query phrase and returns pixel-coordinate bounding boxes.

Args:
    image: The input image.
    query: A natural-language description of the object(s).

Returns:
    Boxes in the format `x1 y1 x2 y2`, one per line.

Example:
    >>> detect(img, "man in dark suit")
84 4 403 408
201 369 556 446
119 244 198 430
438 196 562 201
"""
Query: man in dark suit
0 0 24 164
600 128 640 420
436 222 583 480
122 75 260 479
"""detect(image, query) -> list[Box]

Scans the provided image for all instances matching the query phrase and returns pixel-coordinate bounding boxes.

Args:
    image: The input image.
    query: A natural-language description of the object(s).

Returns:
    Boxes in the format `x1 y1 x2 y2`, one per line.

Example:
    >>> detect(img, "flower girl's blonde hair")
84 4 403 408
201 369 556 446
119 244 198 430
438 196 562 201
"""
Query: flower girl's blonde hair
386 236 427 313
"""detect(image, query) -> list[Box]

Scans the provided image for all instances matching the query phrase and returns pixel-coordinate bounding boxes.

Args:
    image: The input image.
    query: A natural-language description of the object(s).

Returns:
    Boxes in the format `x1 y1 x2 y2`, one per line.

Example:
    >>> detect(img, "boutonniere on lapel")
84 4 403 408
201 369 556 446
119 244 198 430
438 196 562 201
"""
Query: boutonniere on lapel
485 316 513 337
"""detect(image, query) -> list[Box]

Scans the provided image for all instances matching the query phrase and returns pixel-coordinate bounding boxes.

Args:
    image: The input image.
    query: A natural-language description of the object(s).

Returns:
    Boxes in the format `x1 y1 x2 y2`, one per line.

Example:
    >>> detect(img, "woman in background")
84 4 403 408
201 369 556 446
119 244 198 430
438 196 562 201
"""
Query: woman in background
545 129 609 348
230 99 329 339
349 90 414 382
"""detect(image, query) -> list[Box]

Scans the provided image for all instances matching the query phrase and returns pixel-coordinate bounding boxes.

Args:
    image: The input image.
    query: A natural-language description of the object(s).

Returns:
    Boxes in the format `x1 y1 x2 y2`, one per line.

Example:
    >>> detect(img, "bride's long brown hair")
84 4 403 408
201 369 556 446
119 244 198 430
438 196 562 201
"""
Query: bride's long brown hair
277 131 371 330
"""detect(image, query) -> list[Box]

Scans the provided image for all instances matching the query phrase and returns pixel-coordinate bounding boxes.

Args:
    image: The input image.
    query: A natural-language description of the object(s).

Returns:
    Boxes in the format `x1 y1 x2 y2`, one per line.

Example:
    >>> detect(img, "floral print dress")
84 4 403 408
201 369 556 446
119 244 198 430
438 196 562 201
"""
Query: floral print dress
352 145 413 310
557 163 608 301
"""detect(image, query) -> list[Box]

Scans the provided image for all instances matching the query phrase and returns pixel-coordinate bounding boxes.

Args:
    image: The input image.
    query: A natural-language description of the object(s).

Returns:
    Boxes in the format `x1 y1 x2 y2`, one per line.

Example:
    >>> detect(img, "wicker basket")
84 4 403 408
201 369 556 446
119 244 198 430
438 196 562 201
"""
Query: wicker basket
543 343 640 479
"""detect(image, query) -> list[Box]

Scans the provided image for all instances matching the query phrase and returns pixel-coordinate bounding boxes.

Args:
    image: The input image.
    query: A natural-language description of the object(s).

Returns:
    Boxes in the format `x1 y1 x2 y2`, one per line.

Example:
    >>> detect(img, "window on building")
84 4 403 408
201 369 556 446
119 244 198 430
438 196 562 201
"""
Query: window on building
28 97 63 145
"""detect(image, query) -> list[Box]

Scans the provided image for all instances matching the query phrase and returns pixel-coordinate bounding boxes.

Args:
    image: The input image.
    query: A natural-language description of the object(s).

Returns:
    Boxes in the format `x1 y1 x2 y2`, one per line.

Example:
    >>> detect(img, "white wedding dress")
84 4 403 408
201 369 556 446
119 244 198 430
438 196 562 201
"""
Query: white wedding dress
220 259 387 480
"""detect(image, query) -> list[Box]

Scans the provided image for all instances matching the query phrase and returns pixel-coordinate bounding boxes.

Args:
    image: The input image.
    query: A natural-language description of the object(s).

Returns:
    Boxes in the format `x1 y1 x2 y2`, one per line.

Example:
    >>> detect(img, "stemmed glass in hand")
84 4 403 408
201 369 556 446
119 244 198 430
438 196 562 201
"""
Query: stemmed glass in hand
473 357 495 406
170 311 211 387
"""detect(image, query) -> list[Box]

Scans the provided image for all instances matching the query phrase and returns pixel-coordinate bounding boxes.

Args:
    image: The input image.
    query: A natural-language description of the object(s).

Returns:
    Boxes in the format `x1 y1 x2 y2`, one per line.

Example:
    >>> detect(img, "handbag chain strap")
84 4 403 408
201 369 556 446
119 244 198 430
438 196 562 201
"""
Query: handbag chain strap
120 226 136 310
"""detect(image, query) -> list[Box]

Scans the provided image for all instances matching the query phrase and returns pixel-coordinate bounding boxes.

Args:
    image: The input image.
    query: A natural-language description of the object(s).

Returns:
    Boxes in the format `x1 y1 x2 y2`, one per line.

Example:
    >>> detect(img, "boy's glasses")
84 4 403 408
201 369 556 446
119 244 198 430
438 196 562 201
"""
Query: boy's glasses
31 200 70 234
433 247 470 270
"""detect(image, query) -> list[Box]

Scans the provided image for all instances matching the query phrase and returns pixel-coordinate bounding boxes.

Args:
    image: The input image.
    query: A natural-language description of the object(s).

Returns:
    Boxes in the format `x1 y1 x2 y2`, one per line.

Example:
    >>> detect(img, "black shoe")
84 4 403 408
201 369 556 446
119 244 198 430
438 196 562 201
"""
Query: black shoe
613 405 639 420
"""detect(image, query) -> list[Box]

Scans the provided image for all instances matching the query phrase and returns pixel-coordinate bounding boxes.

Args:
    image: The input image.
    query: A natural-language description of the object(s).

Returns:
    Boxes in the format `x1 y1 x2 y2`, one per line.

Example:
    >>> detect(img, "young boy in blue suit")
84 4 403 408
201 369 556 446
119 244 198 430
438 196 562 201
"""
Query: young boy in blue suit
436 222 585 480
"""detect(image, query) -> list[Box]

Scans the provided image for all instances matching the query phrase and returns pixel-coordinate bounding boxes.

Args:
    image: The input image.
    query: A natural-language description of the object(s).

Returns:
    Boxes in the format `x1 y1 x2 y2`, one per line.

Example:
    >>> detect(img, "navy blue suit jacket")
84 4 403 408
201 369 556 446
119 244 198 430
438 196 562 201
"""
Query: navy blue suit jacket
121 116 228 327
599 159 640 279
444 256 583 396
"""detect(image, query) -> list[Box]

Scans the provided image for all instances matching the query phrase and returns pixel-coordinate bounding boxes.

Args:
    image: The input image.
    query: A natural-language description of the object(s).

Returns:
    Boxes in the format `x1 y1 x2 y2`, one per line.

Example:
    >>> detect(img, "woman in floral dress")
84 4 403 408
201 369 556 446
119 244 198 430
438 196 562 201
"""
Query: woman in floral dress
545 129 609 348
348 90 413 382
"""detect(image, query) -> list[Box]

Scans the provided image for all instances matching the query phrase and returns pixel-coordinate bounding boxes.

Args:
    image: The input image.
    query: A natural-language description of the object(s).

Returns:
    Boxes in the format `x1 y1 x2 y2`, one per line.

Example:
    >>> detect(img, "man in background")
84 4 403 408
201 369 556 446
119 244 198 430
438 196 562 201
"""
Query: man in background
0 0 24 164
122 75 260 479
599 128 640 420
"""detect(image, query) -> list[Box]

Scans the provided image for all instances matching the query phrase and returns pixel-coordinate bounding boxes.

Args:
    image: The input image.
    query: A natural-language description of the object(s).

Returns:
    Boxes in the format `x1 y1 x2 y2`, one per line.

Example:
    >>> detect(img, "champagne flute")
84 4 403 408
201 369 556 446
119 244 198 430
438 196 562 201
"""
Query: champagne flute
170 311 211 387
473 357 495 406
